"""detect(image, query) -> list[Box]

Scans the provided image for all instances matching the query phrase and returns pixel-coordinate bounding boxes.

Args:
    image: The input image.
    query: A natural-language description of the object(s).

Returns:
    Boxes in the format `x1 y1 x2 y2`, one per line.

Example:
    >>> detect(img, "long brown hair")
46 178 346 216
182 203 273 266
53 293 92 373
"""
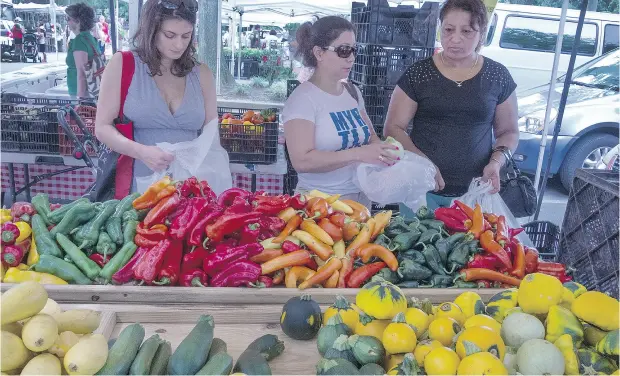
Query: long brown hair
295 16 355 68
132 0 197 77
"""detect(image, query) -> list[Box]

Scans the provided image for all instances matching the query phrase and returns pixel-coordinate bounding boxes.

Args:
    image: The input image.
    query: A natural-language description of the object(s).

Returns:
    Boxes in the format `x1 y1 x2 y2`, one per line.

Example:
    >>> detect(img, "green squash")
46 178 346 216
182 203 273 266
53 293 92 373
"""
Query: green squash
316 358 360 376
387 353 422 375
317 314 351 356
280 294 322 340
596 329 619 356
577 348 618 375
358 363 385 375
324 334 359 368
348 334 385 366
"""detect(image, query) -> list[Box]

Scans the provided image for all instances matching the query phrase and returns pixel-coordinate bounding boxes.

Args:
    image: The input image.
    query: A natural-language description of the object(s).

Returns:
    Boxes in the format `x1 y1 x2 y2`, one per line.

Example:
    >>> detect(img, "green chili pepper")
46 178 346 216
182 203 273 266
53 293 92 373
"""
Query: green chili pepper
419 219 445 232
416 224 428 233
137 209 149 221
96 232 117 258
73 200 119 250
34 254 92 284
392 230 421 252
373 268 400 284
99 242 138 283
397 281 420 288
424 274 454 288
397 249 426 265
404 217 421 228
48 198 90 225
453 280 478 288
56 233 102 279
374 234 393 249
468 241 481 255
31 194 53 225
122 209 139 225
31 214 63 257
49 202 97 238
384 218 411 238
416 206 435 220
398 259 433 281
106 192 140 245
415 229 441 248
446 243 471 274
123 220 139 245
421 244 446 275
436 233 468 258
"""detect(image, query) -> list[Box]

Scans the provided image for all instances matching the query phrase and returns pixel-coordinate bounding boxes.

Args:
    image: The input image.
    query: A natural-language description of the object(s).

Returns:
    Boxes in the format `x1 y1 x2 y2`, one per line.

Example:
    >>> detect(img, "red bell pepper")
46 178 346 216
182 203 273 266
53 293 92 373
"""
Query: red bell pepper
143 193 182 228
170 197 211 240
210 260 262 287
510 239 526 279
136 224 168 242
134 234 160 248
305 256 319 271
49 203 63 212
1 244 25 267
258 216 286 234
337 258 354 288
240 223 261 245
199 180 217 203
250 275 274 288
252 195 291 215
1 223 20 245
181 246 211 272
89 253 110 267
111 246 150 284
10 202 35 223
203 243 263 276
188 204 224 246
509 227 525 238
495 215 509 246
179 177 203 198
281 240 300 254
467 254 501 270
524 247 539 274
217 188 252 208
289 195 307 210
153 239 184 285
226 196 252 214
347 262 386 288
305 197 331 219
454 200 475 220
134 239 171 285
477 280 492 288
537 261 565 274
181 268 209 287
167 198 191 223
205 211 262 244
479 230 512 270
434 208 468 232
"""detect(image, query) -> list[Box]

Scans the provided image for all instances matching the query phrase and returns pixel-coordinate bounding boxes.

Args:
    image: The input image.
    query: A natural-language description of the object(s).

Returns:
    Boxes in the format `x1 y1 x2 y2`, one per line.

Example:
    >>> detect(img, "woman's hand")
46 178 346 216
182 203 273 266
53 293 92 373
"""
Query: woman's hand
356 143 399 166
482 161 502 194
434 166 445 192
138 145 175 172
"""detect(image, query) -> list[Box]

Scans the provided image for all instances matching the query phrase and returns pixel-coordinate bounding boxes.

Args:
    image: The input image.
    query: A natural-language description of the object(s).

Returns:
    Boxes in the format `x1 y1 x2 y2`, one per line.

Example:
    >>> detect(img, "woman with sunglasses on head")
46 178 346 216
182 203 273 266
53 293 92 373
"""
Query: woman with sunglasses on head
95 0 219 192
64 3 98 98
383 0 519 214
282 17 398 207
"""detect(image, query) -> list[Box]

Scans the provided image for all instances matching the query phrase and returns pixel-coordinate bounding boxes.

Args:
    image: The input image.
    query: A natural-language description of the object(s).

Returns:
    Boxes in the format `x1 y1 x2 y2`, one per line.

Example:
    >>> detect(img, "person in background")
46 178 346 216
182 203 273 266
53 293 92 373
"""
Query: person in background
98 15 110 54
266 29 279 50
65 3 99 98
36 25 47 62
282 17 398 207
383 0 519 213
95 0 221 193
11 18 24 60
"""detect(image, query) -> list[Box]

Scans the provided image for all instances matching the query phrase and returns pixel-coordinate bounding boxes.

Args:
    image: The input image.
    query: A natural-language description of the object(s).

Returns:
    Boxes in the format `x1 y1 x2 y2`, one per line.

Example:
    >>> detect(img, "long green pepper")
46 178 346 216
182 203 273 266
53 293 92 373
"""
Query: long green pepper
421 244 446 275
31 194 52 225
74 200 119 249
34 254 92 284
398 259 433 281
56 233 102 279
392 230 421 252
31 214 63 257
99 242 138 282
96 232 117 258
50 202 97 237
123 220 139 245
107 192 140 245
47 198 90 224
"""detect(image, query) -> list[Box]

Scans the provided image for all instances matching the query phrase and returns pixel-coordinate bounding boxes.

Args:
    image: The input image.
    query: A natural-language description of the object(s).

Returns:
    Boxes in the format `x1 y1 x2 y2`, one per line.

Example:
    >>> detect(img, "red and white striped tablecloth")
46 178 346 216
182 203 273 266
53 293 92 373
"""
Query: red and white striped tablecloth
1 164 285 200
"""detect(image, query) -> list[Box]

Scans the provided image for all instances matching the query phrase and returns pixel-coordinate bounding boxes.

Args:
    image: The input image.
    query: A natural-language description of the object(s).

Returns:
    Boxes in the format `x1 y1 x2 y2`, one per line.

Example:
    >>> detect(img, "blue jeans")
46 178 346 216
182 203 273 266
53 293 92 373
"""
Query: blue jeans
399 193 455 219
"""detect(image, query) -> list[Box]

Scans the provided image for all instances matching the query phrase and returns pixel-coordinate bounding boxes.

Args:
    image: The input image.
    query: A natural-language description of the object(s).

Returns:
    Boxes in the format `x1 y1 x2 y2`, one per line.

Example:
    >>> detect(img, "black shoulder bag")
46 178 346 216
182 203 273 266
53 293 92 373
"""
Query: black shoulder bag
498 148 537 218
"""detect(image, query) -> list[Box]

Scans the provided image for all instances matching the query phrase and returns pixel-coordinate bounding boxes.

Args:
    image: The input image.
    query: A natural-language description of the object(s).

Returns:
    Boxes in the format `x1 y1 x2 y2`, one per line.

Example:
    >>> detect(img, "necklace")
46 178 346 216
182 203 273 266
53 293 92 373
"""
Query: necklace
440 52 479 87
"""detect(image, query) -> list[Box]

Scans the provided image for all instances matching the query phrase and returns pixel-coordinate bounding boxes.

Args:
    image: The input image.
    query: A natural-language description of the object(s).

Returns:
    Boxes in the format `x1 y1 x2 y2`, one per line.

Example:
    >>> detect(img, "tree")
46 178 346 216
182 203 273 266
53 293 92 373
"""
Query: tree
499 0 618 12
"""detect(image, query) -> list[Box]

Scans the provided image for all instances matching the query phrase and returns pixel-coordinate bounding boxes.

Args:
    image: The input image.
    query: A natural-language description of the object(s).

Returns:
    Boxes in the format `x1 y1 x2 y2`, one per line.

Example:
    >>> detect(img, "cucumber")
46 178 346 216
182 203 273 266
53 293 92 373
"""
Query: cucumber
149 340 172 376
208 338 228 359
246 334 285 361
96 323 145 375
196 352 234 376
168 315 214 375
129 334 162 375
233 349 272 376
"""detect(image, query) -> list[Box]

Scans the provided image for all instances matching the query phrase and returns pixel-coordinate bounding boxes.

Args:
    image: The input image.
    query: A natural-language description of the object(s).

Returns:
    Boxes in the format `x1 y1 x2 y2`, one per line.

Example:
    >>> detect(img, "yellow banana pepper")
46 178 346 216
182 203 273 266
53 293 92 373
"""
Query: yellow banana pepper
3 267 68 284
26 234 39 266
0 209 12 224
13 221 31 243
0 262 4 282
554 334 580 376
546 305 584 346
16 263 29 270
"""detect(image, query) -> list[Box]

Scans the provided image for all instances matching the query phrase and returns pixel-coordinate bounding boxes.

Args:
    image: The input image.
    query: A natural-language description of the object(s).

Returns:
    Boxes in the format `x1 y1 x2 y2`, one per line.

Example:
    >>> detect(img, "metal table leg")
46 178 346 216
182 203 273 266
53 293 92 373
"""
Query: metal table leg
7 162 16 204
23 164 31 201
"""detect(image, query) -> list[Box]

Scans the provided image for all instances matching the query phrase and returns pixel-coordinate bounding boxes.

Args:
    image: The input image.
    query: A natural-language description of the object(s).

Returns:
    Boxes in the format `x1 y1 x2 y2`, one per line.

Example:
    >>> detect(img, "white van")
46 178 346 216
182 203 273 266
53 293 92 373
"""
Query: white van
481 3 619 92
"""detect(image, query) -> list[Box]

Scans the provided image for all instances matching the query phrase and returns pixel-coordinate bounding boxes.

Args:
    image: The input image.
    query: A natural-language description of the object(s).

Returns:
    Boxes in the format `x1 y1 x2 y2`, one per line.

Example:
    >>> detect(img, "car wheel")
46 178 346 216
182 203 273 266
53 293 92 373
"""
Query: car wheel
559 133 619 191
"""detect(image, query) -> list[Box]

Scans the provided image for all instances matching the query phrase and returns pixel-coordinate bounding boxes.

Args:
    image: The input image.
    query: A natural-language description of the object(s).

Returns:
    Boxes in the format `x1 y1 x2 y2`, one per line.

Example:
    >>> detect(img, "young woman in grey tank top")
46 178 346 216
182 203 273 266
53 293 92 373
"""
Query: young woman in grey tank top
94 0 219 192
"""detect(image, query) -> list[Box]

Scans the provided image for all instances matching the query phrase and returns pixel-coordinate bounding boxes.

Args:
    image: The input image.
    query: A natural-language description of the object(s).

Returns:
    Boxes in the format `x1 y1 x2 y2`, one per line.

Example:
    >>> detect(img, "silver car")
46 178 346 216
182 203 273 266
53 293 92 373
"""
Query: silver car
514 49 619 191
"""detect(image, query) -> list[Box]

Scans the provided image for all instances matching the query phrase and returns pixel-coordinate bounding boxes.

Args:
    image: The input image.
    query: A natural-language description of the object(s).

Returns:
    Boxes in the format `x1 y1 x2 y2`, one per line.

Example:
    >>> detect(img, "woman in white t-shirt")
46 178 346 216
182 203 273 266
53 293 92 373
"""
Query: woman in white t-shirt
282 17 398 207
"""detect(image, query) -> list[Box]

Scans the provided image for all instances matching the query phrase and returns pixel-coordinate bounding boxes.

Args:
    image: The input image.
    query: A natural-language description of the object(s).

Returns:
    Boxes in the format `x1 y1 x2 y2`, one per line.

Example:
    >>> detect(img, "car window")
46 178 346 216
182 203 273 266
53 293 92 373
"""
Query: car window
485 13 498 46
500 15 598 56
572 50 619 89
603 24 619 55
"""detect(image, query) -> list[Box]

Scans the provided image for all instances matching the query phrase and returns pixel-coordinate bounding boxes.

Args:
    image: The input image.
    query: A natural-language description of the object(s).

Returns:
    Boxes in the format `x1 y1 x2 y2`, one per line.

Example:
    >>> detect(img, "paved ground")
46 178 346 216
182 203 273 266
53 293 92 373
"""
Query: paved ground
1 52 67 74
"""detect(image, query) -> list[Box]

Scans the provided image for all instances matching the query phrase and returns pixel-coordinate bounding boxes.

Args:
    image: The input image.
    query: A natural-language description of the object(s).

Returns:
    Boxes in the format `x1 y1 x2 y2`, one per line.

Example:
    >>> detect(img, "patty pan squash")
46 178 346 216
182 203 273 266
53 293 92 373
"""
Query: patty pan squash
545 305 584 346
485 289 518 323
356 280 407 320
517 273 563 315
323 295 360 332
382 312 417 354
455 326 506 361
572 291 620 331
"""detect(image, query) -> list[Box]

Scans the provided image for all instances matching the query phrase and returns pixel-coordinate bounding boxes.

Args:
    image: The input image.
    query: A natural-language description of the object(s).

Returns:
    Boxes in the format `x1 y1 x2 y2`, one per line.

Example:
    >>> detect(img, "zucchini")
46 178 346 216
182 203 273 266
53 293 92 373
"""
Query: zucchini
208 338 228 359
196 352 234 375
149 340 172 375
233 349 272 375
359 363 385 375
96 323 145 375
129 334 161 375
245 334 285 361
168 314 214 375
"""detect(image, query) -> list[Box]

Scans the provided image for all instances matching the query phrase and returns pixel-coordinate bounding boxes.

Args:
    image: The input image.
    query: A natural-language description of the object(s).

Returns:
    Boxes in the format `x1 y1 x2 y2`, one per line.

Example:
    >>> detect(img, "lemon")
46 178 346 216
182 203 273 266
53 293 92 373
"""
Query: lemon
517 273 563 315
456 352 508 375
454 291 485 319
464 314 501 333
404 308 430 336
414 339 442 365
436 302 466 325
429 317 461 347
424 347 461 375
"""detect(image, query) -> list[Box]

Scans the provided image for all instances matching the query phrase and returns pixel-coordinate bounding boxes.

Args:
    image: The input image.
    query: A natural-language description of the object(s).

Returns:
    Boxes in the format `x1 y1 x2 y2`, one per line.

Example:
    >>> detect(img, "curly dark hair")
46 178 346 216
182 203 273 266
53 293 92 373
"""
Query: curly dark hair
65 3 95 32
295 16 355 68
132 0 198 77
440 0 488 49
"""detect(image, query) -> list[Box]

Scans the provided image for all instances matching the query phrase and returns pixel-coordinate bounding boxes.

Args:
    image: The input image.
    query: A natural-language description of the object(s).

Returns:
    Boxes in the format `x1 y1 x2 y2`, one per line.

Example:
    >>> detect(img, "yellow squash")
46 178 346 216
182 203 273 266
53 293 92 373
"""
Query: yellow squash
21 314 59 352
323 295 360 332
571 291 620 331
382 312 417 354
545 305 584 346
1 331 30 371
384 353 407 371
387 353 420 376
413 340 442 365
463 314 501 333
560 281 586 310
63 334 108 375
436 302 466 325
596 329 619 356
354 312 390 341
485 289 518 323
428 317 461 347
0 281 48 325
424 347 460 376
454 291 485 319
404 308 430 337
517 273 564 315
456 352 508 375
48 331 81 358
455 326 506 361
554 334 580 375
20 353 61 376
356 280 407 320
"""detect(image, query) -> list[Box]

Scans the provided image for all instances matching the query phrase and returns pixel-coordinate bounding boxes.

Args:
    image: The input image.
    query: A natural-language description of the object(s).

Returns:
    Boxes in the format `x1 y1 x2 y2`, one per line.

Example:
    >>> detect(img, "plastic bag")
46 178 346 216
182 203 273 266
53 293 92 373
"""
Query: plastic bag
353 151 436 211
452 178 533 246
136 119 233 195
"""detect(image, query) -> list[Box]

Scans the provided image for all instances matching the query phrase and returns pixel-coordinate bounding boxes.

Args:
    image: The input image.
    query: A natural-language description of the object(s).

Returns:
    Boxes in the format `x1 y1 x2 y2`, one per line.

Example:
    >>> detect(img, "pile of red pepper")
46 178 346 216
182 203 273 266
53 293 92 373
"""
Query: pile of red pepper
436 201 572 287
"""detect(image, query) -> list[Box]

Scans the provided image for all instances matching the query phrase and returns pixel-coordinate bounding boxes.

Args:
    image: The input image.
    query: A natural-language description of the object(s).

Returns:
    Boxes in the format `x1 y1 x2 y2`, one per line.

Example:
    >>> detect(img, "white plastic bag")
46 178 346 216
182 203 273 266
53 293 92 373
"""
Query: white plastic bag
353 151 436 211
136 119 233 195
452 178 533 246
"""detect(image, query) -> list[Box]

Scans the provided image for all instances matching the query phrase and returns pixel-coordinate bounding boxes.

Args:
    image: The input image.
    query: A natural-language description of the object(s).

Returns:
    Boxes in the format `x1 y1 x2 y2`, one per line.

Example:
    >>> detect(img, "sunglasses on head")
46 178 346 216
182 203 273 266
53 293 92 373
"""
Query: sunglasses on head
158 0 198 13
323 45 357 58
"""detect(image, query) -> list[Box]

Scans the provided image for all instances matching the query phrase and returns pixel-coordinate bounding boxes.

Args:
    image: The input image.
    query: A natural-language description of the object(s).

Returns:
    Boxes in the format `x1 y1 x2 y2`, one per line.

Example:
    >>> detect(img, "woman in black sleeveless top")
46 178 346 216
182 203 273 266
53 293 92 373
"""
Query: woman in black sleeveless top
384 0 519 214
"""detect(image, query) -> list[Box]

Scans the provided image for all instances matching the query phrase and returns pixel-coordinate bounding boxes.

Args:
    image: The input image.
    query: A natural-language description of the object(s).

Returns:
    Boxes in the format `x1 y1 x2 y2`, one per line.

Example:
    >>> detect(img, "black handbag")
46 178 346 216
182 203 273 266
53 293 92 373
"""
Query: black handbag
499 150 537 218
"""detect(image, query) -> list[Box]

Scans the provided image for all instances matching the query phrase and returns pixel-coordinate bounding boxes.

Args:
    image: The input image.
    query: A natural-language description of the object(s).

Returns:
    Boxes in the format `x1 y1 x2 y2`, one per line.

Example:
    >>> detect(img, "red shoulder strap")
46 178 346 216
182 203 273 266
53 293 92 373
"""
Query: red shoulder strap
119 51 135 119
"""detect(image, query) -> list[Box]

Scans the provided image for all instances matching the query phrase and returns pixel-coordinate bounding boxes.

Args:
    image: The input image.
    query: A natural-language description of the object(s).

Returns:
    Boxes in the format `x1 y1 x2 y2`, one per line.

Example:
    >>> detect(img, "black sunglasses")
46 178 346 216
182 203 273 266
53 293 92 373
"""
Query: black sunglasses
158 0 198 13
323 45 357 58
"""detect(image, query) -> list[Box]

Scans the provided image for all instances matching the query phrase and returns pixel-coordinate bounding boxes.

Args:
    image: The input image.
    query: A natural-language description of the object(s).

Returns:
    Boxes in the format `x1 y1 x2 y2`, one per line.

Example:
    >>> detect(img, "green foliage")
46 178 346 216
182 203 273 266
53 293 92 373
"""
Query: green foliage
234 83 251 97
266 81 287 102
251 76 270 89
258 50 286 86
499 0 618 13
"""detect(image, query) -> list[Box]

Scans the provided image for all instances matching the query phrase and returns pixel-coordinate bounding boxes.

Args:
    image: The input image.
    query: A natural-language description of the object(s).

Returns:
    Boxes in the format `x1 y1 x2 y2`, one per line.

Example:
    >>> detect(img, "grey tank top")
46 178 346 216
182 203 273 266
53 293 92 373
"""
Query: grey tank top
123 54 206 192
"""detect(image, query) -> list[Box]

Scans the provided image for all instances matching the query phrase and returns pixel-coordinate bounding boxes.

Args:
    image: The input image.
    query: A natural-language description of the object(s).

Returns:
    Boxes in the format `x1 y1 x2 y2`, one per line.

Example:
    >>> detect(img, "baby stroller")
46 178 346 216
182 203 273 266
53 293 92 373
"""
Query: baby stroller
22 32 40 63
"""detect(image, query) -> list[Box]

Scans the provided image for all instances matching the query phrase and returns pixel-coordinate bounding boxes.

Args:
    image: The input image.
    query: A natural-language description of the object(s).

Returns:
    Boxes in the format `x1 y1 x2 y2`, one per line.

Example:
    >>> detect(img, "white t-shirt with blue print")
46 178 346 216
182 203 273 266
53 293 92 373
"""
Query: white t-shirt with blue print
282 81 372 195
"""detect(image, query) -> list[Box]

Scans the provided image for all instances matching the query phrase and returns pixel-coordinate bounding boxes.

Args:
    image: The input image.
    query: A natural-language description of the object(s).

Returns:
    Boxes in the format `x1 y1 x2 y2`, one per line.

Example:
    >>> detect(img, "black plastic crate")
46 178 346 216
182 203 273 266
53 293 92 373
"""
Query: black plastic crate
351 0 439 48
351 44 434 87
287 80 301 98
0 104 60 154
371 202 400 216
357 84 395 134
217 107 279 165
523 221 560 261
558 169 619 298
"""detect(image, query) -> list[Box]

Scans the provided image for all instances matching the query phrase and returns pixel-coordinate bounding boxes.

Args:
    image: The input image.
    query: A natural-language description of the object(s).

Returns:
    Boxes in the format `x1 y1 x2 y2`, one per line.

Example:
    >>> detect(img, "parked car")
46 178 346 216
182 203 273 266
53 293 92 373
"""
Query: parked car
482 3 619 92
603 144 619 172
514 49 619 191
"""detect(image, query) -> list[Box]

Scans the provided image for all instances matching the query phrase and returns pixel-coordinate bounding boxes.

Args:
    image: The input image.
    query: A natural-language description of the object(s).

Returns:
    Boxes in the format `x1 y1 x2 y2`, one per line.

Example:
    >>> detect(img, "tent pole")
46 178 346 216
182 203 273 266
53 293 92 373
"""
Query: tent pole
109 0 117 53
534 0 589 220
532 0 569 193
216 0 222 95
237 10 243 80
